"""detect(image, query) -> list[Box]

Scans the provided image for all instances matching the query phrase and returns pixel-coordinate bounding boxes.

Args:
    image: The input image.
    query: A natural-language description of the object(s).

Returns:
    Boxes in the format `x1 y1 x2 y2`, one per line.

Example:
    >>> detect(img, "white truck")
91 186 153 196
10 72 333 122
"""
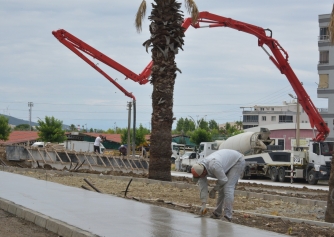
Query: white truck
171 142 186 163
199 128 333 185
32 141 105 154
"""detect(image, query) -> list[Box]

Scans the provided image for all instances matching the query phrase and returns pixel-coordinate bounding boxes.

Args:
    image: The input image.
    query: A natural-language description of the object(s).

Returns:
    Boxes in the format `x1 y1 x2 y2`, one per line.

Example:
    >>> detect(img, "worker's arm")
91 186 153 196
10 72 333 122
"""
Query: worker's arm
198 176 209 204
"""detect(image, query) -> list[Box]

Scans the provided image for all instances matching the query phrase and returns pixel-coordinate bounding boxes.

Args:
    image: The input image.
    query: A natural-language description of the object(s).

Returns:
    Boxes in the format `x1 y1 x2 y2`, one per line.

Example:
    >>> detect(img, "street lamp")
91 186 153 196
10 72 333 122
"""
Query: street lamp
188 115 197 129
289 94 300 149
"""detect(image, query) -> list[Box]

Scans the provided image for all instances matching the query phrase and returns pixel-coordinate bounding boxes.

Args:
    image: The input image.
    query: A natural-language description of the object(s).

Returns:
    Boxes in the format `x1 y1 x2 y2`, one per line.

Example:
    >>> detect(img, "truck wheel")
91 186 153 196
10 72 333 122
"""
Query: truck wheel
307 169 318 185
270 167 278 182
240 166 250 180
186 166 191 173
278 167 286 182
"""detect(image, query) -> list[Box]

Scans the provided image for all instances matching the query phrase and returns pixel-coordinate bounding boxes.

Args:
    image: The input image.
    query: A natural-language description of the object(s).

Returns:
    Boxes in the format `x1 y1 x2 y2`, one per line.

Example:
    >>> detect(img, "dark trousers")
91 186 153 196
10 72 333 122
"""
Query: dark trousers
94 146 100 153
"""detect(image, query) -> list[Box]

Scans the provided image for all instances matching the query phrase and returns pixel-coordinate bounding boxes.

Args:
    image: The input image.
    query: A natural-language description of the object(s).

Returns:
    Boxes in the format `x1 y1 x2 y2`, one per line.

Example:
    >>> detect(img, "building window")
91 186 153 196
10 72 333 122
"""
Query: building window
243 125 258 129
244 115 259 122
271 116 276 121
319 51 329 64
262 116 266 121
319 27 329 40
278 139 285 150
319 74 329 89
271 108 274 111
260 108 264 111
279 115 293 123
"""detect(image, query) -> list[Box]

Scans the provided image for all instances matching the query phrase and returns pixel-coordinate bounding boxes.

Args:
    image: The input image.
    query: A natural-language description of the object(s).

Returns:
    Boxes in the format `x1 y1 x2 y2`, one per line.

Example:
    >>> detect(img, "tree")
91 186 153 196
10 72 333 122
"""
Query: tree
36 116 67 143
136 0 198 181
190 128 211 146
14 124 30 131
198 119 209 131
69 124 77 131
176 117 184 132
208 120 219 130
120 126 147 147
0 115 11 141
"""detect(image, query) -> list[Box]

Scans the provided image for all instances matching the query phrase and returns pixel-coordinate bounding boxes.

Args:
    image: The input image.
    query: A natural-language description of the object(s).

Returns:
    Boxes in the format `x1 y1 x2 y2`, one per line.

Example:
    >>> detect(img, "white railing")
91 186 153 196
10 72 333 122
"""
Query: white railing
318 35 329 41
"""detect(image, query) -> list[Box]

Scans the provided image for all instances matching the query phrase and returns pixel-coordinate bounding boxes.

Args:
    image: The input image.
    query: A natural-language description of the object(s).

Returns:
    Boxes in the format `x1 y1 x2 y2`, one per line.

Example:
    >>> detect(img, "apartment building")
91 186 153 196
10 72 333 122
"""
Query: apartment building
318 14 334 142
241 101 310 130
240 102 315 150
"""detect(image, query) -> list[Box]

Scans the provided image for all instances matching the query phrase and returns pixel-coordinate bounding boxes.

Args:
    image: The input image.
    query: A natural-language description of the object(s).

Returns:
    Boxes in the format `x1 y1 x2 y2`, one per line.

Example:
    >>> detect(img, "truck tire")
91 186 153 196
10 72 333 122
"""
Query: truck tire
270 167 278 182
307 169 318 185
240 166 250 180
278 167 286 182
186 166 191 173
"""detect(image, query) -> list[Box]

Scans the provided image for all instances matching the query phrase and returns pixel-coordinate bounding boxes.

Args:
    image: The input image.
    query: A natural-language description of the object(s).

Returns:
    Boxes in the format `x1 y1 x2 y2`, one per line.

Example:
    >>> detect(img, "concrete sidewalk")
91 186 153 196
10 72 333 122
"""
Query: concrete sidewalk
0 171 288 237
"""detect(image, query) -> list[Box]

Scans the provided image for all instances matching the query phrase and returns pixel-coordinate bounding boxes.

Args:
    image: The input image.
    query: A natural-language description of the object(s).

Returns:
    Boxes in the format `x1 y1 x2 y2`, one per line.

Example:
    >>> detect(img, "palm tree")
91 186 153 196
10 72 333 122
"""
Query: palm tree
135 0 198 181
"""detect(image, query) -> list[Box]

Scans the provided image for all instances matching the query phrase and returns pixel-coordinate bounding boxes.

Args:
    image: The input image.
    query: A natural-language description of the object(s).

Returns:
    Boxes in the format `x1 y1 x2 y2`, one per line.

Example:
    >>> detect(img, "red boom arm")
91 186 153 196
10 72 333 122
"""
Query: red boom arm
52 11 329 141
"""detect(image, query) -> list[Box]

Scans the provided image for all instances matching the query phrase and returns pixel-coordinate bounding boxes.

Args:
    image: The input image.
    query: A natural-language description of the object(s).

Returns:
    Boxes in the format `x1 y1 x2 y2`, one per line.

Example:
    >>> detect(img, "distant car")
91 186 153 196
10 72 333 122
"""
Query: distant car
180 152 197 160
181 152 198 172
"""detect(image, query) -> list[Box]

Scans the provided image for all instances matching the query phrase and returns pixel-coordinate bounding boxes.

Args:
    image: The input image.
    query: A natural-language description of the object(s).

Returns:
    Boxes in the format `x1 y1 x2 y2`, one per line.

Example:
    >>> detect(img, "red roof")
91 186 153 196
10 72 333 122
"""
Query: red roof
1 131 150 146
84 133 122 143
0 131 39 145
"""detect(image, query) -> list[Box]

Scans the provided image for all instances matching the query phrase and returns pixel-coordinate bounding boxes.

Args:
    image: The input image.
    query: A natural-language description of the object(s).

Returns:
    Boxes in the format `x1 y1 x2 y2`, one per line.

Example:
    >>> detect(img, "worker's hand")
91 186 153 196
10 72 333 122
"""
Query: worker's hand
199 202 207 215
209 188 216 199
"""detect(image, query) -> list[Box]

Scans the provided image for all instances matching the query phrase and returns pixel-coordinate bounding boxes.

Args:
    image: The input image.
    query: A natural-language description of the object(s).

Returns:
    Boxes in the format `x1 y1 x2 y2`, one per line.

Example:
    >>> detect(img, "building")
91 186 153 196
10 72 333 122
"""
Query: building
241 101 316 150
240 100 310 130
318 13 334 142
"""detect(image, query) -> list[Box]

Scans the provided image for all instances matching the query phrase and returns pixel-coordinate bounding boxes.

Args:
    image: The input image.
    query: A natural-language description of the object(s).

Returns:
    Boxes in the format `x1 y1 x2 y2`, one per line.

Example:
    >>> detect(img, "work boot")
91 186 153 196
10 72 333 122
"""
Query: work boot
223 215 232 222
210 212 221 219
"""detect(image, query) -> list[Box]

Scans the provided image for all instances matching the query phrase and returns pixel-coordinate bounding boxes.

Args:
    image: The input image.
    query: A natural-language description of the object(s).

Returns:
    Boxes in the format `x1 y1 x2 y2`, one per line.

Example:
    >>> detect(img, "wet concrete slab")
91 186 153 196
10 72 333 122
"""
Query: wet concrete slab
0 171 288 237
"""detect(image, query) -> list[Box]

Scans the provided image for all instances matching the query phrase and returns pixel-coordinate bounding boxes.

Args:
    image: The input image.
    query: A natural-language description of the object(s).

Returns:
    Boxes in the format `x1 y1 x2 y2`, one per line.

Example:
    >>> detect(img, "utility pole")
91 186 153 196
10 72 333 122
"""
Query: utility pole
127 101 132 157
289 94 300 149
28 102 33 131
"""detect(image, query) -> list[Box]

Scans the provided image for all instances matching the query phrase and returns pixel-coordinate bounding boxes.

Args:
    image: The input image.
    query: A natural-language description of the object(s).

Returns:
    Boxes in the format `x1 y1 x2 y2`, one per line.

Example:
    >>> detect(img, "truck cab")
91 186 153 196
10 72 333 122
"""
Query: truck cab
306 141 333 184
171 142 185 163
198 142 218 159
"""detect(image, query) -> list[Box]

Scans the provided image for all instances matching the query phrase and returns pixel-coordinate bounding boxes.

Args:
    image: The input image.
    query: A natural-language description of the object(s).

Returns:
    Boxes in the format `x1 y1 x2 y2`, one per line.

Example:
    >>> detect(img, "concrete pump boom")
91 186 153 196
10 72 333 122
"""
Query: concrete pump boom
52 11 329 141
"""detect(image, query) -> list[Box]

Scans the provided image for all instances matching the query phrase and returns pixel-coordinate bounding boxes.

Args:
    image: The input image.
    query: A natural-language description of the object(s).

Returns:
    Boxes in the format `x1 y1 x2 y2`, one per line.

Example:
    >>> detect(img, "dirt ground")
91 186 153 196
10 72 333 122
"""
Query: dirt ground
0 155 334 237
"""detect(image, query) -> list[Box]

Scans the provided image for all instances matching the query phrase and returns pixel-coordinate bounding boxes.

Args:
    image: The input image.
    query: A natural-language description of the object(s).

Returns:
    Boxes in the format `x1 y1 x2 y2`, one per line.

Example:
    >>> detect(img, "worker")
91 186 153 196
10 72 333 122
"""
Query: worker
93 135 103 153
119 145 127 156
191 149 245 222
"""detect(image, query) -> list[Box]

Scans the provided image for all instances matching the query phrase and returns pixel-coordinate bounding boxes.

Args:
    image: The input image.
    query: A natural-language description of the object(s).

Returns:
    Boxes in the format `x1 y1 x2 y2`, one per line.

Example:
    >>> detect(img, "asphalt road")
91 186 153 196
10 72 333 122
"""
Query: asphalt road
171 171 329 191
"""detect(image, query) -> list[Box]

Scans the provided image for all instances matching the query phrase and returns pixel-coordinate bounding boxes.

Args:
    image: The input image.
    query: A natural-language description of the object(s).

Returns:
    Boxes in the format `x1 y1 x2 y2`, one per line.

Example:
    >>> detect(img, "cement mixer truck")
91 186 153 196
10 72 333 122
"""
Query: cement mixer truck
198 128 333 185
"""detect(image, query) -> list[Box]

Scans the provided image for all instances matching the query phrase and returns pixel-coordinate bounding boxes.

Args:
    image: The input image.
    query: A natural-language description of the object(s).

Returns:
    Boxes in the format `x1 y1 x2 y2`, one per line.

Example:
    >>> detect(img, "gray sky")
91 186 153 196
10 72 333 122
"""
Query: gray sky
0 1 332 131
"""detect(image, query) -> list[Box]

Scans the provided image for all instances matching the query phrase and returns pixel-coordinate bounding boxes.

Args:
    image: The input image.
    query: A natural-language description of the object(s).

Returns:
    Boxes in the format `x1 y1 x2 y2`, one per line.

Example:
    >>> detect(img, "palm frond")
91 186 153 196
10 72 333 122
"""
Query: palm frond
330 4 334 44
135 0 147 33
184 0 199 24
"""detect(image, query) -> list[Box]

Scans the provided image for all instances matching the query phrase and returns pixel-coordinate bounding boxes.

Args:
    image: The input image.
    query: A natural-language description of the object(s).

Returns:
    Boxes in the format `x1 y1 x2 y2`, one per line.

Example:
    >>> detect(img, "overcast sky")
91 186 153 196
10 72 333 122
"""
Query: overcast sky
0 1 332 131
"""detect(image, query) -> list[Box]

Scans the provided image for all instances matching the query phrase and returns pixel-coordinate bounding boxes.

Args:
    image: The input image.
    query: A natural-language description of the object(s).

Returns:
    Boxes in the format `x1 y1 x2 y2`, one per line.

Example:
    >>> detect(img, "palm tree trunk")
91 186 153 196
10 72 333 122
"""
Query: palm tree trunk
147 0 184 181
325 153 334 222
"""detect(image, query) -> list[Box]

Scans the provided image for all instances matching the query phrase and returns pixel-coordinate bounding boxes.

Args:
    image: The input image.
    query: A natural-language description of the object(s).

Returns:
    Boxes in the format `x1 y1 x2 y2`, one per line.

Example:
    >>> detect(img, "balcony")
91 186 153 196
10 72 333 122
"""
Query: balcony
318 108 328 113
318 35 329 41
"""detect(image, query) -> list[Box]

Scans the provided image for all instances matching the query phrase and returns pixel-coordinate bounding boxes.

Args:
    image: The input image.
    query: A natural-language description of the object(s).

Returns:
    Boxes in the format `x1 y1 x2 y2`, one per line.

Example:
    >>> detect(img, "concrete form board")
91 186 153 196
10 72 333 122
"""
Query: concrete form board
0 171 288 237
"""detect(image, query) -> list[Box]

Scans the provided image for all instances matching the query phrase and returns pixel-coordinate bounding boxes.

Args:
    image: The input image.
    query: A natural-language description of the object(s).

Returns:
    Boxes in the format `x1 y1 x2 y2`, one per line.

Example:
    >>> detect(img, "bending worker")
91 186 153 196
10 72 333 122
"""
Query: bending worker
191 149 245 222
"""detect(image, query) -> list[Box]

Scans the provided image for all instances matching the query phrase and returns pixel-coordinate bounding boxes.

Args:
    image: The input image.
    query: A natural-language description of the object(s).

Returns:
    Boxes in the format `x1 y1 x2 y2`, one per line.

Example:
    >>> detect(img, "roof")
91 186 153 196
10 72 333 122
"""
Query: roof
1 131 151 146
84 133 122 143
0 131 39 145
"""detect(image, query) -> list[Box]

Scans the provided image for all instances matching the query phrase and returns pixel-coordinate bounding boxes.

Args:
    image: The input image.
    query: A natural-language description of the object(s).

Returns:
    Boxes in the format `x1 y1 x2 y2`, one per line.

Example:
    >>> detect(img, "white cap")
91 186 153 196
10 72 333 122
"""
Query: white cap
191 164 204 178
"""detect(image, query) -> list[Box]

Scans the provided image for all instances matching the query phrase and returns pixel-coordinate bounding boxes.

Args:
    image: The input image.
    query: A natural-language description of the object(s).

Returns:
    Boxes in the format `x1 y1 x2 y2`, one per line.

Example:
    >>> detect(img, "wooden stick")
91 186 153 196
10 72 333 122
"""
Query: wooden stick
81 185 91 191
75 160 86 171
83 178 102 193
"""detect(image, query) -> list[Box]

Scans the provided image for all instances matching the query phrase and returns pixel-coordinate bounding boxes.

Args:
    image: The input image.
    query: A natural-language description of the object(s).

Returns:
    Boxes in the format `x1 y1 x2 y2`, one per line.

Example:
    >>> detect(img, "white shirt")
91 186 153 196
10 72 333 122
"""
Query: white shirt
94 137 102 146
198 149 243 203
